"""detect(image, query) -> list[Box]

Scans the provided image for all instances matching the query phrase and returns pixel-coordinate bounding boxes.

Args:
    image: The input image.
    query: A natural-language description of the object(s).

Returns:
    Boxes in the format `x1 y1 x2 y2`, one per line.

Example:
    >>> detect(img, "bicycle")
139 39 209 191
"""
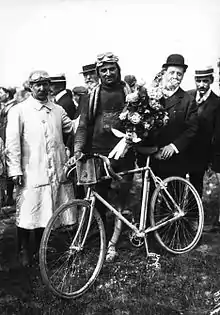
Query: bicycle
39 149 204 299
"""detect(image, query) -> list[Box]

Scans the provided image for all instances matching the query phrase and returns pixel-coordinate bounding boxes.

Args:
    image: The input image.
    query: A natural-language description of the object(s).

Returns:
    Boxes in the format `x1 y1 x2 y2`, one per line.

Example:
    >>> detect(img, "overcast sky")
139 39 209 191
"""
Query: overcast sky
0 0 220 92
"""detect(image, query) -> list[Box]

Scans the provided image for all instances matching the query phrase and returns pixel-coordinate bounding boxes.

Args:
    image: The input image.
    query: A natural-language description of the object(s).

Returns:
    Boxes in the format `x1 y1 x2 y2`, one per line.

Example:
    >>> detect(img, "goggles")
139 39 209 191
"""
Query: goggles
96 52 119 67
29 71 50 84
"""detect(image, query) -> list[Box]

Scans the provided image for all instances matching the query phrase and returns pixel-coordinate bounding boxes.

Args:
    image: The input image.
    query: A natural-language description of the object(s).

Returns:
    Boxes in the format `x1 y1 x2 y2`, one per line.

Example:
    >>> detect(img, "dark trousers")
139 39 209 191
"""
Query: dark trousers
95 151 135 227
188 171 205 198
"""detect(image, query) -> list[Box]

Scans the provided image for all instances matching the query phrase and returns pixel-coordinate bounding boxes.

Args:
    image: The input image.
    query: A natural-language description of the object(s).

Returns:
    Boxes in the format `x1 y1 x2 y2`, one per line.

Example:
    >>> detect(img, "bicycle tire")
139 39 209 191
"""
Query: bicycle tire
150 176 204 254
39 199 106 299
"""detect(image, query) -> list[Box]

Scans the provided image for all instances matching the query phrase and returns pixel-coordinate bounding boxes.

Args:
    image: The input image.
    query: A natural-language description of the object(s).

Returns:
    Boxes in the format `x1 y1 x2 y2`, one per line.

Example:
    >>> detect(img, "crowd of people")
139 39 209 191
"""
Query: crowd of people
0 51 220 266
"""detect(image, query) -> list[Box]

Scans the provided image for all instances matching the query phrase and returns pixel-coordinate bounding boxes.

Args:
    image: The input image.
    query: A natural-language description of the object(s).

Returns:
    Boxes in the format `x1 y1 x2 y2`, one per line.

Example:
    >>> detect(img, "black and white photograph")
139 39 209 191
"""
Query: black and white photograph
0 0 220 314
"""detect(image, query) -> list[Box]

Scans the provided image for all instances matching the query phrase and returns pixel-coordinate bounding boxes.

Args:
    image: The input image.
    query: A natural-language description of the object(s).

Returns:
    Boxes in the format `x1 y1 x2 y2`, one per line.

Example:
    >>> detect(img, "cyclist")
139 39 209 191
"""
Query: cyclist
74 52 134 261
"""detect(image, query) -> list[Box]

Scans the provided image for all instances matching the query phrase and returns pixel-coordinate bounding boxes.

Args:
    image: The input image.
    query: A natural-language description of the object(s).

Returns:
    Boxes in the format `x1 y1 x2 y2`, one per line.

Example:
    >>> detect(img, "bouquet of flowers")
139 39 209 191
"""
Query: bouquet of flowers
108 72 169 160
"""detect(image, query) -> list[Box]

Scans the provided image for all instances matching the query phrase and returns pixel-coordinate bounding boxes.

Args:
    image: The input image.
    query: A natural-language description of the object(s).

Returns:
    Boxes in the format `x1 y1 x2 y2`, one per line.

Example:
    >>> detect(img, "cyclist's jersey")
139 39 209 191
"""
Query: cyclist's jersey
92 84 125 155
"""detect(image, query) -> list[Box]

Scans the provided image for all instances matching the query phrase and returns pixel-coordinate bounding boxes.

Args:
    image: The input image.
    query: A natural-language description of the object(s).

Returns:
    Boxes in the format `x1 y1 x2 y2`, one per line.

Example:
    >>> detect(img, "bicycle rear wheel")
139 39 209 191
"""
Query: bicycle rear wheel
150 176 204 254
39 199 106 299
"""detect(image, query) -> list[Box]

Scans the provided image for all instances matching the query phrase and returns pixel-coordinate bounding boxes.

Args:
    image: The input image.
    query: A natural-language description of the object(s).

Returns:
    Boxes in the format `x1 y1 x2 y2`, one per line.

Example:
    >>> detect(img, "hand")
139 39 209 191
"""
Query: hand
12 175 23 186
65 146 71 158
66 156 75 167
154 149 163 160
125 133 133 146
160 144 176 160
74 151 84 161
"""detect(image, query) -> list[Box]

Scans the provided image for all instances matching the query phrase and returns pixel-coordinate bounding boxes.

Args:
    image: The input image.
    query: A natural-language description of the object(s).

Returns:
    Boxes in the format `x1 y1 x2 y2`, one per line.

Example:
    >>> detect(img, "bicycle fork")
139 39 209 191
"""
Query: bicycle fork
139 159 151 257
69 195 95 252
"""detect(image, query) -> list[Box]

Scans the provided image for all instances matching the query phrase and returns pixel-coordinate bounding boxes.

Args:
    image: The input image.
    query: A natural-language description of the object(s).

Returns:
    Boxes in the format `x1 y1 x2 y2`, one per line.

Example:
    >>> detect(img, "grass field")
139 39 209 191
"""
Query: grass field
0 172 219 315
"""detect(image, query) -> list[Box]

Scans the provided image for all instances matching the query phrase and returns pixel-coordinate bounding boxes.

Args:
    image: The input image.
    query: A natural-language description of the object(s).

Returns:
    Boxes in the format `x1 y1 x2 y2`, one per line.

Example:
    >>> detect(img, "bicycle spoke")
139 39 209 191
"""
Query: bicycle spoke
151 177 204 254
40 200 106 298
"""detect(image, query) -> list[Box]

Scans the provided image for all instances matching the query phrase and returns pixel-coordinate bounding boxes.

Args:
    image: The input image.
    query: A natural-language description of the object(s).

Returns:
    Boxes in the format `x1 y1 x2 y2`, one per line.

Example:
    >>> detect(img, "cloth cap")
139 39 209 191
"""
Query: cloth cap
72 86 88 95
28 70 50 84
80 64 96 74
162 54 188 70
96 52 119 67
50 74 66 83
195 66 214 77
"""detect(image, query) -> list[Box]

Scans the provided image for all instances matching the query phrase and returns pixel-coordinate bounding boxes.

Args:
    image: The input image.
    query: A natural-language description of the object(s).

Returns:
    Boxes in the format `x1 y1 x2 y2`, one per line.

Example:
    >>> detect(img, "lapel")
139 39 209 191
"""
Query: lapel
164 88 184 111
197 91 216 113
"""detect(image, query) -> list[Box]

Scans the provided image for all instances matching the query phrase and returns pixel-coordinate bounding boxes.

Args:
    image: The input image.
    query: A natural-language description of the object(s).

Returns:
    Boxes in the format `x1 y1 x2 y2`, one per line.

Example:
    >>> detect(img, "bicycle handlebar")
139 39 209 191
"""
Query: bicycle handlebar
64 153 122 181
93 153 122 181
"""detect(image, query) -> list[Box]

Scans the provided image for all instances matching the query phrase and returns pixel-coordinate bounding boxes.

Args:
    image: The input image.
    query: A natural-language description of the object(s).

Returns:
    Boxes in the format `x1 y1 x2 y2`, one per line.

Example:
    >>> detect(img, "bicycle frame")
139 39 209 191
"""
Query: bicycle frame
83 155 185 247
40 154 203 299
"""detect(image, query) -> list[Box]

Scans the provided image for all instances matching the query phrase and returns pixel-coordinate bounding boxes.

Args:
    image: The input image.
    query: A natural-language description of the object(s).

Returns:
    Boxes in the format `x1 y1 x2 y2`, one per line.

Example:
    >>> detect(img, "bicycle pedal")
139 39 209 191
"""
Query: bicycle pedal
146 262 161 271
147 252 160 265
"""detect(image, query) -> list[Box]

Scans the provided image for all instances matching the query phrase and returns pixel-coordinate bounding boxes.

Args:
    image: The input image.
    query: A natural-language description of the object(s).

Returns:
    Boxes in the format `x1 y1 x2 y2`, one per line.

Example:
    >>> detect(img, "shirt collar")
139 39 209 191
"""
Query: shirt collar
31 96 53 111
55 89 67 102
196 88 211 104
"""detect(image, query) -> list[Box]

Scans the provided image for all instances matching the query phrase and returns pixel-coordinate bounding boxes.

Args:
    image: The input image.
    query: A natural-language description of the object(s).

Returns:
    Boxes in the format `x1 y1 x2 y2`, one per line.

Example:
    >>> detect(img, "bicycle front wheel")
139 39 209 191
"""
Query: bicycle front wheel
150 176 204 254
39 199 106 299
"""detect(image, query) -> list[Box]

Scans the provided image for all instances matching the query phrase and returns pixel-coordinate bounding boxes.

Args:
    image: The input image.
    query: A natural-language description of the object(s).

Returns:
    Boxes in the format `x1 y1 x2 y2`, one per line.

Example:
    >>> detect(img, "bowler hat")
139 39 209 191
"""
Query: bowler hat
195 65 214 77
80 64 96 74
162 54 188 70
50 74 66 83
28 70 50 84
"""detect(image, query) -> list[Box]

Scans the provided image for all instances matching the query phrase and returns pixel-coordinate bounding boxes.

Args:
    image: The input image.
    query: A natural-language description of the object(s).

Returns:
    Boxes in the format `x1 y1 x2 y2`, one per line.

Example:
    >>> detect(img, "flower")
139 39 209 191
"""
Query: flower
126 91 139 103
129 112 141 124
119 110 128 121
120 71 169 139
109 71 169 159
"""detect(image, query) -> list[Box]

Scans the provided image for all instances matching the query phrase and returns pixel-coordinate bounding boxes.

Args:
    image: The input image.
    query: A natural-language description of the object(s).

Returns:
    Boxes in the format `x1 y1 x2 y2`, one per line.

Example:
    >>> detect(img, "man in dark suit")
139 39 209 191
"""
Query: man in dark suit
50 74 76 144
187 66 220 197
211 100 220 231
150 54 198 179
50 74 76 120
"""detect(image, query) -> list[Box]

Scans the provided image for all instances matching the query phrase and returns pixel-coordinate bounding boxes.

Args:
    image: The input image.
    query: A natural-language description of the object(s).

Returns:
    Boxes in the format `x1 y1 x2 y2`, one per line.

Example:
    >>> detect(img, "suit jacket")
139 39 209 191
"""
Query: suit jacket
150 87 198 176
55 89 76 145
186 89 220 172
207 92 220 173
56 89 76 120
74 93 89 119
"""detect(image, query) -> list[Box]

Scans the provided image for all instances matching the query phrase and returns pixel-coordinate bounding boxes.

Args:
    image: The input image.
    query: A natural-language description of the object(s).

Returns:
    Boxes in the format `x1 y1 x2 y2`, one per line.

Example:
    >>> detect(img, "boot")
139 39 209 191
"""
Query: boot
34 228 44 257
16 227 31 267
6 179 15 206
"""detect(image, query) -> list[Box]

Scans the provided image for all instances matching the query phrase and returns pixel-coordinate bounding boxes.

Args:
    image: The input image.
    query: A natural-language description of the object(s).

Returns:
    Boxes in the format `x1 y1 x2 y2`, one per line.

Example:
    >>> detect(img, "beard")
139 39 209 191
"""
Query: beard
163 78 181 91
165 78 181 91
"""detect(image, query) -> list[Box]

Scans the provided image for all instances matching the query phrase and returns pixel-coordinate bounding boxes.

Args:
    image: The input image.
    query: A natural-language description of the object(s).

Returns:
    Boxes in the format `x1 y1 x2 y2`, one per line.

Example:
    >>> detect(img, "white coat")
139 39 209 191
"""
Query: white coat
6 96 75 229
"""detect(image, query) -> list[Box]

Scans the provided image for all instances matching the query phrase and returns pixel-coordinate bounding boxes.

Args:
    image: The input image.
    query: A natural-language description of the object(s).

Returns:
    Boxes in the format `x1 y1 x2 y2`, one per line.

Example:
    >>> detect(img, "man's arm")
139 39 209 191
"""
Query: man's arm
61 107 74 135
74 96 90 155
5 106 23 177
160 97 198 160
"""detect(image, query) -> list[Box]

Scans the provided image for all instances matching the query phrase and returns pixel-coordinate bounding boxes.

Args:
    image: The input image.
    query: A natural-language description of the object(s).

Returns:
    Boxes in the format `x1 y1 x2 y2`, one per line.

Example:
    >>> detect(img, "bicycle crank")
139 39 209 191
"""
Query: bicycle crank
129 224 144 247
